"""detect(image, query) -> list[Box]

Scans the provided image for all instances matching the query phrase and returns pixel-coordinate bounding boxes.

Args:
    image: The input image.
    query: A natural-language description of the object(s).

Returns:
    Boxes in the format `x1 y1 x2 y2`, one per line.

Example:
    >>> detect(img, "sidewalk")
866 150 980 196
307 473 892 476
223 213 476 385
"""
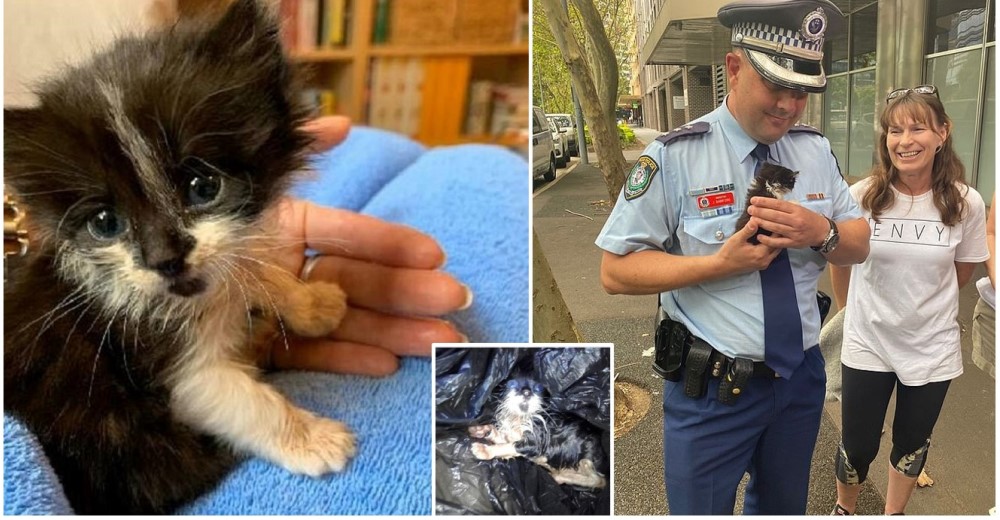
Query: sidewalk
532 128 995 515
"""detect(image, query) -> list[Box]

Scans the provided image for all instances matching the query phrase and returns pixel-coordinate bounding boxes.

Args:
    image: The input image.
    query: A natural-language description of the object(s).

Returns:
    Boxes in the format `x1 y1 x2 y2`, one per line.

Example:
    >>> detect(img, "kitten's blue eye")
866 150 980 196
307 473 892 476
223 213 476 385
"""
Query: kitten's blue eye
506 380 519 389
87 208 127 240
532 383 543 394
186 173 222 207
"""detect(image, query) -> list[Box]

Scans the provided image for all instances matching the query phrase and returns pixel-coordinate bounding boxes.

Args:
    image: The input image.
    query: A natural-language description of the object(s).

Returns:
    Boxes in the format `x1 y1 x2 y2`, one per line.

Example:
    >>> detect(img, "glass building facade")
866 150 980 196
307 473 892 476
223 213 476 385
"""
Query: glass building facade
821 0 995 197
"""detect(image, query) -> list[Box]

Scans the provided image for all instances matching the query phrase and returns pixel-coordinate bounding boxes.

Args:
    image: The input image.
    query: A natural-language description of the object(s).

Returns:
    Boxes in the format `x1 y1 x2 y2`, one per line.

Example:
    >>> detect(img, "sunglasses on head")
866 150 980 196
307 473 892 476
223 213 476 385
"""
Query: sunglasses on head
886 85 939 103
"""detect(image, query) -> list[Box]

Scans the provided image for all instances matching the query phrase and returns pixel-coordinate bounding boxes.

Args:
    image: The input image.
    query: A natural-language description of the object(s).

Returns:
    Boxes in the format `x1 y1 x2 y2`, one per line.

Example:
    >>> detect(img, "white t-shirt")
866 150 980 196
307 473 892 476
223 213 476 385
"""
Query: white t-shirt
841 177 990 385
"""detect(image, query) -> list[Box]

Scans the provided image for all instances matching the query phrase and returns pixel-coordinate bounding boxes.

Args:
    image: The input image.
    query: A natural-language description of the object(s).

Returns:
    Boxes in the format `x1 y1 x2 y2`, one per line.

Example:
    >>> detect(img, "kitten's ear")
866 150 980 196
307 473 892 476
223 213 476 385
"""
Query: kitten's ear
203 0 281 57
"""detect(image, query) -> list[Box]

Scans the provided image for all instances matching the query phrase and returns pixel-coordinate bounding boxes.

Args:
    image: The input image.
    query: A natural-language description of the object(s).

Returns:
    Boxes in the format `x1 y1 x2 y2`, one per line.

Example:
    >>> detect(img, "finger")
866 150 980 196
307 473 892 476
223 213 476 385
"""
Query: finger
750 215 794 237
755 232 793 249
301 116 351 153
330 307 466 356
749 196 793 210
308 256 472 315
736 218 759 239
272 338 400 376
301 203 446 269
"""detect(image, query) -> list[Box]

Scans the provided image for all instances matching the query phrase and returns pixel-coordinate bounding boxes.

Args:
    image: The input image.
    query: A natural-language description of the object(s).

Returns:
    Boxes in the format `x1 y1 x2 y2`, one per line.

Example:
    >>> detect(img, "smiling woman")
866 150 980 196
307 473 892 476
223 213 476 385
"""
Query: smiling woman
829 86 989 515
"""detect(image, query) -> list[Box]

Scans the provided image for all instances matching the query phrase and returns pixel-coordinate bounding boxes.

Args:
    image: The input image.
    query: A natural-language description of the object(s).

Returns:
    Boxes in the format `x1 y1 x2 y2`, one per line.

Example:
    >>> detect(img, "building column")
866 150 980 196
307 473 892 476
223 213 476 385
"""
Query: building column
875 0 929 118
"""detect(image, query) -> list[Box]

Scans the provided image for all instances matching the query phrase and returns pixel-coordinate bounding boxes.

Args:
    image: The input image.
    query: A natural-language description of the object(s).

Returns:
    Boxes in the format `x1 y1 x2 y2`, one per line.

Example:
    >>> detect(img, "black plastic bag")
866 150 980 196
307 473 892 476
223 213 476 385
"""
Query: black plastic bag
434 347 611 515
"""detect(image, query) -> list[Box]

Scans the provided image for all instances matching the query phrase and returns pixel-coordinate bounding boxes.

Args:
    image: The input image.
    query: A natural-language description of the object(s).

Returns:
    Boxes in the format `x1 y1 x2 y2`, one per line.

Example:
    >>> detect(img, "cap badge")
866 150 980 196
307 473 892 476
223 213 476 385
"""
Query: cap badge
802 7 827 41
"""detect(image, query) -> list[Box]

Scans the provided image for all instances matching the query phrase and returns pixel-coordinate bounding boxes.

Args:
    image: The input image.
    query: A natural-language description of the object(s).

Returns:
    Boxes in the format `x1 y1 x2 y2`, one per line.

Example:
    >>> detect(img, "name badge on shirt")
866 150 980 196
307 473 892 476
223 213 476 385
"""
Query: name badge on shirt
690 186 736 217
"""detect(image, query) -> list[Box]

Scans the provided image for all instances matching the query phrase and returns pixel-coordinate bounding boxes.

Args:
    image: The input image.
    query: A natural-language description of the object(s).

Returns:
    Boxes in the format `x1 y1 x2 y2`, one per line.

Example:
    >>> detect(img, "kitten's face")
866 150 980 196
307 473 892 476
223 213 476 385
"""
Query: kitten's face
500 377 545 416
756 164 798 200
4 0 308 307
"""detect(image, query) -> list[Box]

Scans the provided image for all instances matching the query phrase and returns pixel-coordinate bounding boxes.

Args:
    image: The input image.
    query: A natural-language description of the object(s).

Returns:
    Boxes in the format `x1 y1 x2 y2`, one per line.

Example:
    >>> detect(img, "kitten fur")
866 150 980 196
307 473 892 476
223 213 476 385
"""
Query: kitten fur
734 163 799 245
468 376 607 489
4 0 354 513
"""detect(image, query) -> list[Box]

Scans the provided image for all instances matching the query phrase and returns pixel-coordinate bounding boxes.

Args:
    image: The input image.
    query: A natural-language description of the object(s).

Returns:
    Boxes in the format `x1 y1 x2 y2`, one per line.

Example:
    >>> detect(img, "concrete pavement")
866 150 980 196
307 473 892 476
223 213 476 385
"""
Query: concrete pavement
532 127 995 515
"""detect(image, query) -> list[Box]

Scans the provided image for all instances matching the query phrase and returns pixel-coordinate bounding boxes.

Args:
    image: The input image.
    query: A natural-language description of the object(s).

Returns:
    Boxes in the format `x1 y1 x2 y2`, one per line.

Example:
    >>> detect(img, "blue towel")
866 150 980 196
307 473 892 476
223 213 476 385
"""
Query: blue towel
3 127 529 514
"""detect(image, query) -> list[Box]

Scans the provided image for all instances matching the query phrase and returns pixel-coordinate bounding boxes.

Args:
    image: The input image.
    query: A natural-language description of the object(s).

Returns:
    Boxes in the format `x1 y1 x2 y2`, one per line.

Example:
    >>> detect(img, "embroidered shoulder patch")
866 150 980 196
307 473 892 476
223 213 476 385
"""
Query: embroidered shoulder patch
655 121 710 145
624 155 659 200
789 123 823 136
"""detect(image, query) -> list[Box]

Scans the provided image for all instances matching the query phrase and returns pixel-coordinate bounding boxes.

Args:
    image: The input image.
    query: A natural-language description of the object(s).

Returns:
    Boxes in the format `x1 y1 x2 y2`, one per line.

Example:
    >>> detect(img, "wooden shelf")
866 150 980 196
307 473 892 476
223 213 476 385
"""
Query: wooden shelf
225 0 528 147
369 43 529 58
291 48 355 62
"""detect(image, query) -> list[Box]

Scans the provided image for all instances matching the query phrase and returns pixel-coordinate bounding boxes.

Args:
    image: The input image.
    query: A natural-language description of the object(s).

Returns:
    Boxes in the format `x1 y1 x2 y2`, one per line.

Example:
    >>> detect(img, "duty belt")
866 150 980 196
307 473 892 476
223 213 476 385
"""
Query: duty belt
653 315 779 405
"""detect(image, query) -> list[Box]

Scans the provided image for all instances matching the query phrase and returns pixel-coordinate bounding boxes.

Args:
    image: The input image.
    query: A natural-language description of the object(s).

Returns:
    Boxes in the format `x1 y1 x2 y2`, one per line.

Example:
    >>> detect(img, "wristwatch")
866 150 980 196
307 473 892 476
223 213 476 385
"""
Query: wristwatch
811 216 839 254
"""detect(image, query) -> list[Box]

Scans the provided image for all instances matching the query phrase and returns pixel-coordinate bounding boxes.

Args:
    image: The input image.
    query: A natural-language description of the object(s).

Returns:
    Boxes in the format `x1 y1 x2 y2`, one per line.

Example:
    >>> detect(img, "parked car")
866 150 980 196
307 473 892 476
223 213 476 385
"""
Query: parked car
549 119 568 168
547 113 578 156
531 106 556 182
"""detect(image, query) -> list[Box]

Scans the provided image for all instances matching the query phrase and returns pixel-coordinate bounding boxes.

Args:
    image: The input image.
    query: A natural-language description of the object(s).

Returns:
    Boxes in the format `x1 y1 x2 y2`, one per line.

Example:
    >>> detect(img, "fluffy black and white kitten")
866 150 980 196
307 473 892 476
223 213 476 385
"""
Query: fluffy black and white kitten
4 0 355 513
734 163 799 244
467 377 607 489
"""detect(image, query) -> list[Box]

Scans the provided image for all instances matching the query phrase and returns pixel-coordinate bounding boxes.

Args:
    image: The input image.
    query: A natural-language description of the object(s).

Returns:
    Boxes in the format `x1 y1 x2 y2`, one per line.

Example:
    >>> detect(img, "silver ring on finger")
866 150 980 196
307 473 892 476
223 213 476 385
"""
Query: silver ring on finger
299 255 322 281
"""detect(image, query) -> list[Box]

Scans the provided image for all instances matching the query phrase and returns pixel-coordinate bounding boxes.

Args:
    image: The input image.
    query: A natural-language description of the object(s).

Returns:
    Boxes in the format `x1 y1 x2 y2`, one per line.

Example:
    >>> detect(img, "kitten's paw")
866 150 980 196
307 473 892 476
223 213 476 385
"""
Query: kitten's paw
283 281 348 337
468 424 494 439
276 413 357 476
470 442 492 460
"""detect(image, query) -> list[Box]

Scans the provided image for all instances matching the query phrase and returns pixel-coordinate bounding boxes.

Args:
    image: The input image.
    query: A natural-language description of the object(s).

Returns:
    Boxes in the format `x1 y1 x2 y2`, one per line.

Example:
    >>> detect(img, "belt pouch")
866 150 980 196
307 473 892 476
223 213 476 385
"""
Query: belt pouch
718 357 754 405
653 319 683 381
683 341 712 398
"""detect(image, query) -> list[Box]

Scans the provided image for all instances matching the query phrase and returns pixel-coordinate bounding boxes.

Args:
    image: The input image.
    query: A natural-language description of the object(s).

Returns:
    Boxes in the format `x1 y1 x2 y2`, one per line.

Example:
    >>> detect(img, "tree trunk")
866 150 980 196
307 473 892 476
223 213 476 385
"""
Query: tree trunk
572 0 618 120
541 0 627 203
531 233 584 342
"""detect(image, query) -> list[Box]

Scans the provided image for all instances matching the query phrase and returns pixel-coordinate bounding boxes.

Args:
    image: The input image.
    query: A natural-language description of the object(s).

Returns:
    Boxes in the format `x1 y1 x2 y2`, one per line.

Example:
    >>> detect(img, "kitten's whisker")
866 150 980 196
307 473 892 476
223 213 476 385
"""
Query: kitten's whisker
89 305 123 407
13 188 94 197
214 257 256 341
224 253 293 277
25 293 92 352
13 283 89 339
7 134 89 177
224 259 290 353
120 304 138 388
182 128 256 151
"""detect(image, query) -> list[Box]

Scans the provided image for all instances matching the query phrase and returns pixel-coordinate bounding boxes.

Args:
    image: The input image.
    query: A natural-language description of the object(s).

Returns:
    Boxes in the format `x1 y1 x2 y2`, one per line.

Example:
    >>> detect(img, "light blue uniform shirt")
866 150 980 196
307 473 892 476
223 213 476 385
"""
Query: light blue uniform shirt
596 99 861 360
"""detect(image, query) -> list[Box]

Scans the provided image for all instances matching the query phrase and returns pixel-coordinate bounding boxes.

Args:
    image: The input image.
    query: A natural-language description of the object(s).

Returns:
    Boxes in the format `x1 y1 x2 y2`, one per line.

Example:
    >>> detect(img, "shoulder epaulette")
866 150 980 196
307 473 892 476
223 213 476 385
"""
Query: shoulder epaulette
655 121 710 145
788 123 823 136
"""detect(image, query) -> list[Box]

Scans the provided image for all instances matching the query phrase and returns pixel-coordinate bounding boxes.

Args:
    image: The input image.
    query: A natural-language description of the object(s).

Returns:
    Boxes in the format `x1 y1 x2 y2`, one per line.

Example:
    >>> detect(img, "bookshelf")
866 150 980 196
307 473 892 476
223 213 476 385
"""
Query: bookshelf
263 0 529 148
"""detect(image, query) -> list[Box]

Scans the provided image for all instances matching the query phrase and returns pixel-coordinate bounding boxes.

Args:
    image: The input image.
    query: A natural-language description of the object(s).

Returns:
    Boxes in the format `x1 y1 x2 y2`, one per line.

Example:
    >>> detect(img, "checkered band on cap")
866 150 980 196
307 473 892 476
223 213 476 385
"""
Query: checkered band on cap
731 21 824 55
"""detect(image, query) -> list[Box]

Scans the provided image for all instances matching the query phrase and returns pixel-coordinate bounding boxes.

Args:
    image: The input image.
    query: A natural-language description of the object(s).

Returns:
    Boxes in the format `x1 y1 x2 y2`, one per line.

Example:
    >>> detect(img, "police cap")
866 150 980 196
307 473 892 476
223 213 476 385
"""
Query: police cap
718 0 846 93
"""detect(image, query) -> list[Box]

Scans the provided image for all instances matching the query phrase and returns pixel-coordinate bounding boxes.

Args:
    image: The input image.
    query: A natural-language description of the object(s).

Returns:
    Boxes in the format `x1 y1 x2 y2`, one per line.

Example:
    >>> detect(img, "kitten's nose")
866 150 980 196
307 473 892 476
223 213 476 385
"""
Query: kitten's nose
152 256 187 277
141 225 194 278
521 388 531 397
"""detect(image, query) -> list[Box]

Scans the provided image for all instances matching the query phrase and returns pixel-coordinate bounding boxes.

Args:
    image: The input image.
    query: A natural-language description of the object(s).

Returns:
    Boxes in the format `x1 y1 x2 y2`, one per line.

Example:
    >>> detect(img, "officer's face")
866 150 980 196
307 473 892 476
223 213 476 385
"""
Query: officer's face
727 51 808 144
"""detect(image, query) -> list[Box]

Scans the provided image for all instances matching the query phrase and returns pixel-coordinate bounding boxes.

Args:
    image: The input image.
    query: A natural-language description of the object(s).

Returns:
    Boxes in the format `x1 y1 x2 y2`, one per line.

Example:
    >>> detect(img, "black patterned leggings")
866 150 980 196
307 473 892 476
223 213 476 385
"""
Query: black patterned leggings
837 365 952 484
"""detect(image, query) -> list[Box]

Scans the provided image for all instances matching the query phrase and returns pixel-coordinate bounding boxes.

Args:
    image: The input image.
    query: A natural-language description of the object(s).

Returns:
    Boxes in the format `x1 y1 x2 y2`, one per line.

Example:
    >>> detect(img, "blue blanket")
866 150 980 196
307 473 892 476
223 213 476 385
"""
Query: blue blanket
3 127 529 515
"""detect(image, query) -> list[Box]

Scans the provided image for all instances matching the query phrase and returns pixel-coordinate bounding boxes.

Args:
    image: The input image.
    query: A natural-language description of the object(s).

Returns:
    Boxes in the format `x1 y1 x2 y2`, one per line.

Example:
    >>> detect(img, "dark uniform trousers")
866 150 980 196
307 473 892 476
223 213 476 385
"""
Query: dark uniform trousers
662 346 826 514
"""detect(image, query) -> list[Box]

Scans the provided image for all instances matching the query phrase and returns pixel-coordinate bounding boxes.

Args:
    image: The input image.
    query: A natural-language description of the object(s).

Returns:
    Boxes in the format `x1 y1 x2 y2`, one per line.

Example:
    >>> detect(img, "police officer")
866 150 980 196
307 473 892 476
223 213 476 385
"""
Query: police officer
596 0 871 514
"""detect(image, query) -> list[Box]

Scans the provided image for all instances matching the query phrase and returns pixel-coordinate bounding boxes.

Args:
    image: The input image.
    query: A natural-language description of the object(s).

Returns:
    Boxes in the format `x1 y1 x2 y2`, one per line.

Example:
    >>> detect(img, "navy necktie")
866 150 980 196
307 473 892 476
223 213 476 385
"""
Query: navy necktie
752 143 803 378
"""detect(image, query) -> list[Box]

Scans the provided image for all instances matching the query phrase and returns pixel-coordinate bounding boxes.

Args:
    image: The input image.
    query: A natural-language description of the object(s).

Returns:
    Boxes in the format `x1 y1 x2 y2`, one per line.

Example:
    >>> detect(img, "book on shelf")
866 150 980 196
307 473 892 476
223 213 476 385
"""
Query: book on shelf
279 0 299 50
489 85 530 137
280 0 349 51
373 0 390 44
318 0 347 46
300 88 337 117
464 80 494 136
297 0 320 50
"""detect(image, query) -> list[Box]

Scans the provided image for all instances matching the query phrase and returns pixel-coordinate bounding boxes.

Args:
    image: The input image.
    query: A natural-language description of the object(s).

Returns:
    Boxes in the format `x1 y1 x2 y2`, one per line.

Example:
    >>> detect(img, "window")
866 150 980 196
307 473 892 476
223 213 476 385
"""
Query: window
821 2 878 177
925 0 994 192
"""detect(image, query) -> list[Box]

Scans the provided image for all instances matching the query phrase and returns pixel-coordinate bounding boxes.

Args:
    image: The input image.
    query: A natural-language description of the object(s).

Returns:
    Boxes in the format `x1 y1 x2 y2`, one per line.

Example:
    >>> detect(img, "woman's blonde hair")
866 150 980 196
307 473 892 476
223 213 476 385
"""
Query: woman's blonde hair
861 91 968 226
